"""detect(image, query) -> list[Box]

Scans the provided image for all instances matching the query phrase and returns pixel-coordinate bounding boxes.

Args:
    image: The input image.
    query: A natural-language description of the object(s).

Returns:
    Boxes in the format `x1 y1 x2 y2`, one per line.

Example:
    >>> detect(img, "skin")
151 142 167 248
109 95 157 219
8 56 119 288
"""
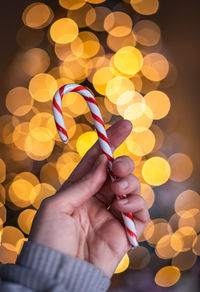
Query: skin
29 120 150 278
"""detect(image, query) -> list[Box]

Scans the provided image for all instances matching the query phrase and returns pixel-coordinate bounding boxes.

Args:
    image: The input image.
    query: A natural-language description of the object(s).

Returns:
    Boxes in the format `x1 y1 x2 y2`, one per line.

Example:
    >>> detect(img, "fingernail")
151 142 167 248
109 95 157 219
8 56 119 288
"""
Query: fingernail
117 179 128 189
119 199 128 205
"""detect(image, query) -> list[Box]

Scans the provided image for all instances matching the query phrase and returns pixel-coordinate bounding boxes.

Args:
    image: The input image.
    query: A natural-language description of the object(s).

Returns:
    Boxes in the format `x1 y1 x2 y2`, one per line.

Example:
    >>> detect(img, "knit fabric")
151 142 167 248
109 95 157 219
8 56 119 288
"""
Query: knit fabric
0 241 111 292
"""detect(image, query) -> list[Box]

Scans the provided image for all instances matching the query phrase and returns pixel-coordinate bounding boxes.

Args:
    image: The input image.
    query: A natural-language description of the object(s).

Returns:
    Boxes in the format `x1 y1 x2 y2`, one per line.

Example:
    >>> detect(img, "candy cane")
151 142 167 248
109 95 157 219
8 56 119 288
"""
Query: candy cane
52 83 138 248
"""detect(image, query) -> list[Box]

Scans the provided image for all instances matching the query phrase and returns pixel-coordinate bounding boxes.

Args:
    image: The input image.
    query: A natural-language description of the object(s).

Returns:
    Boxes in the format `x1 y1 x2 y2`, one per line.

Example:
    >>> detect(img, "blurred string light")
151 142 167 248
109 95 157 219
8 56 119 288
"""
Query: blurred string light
0 0 197 289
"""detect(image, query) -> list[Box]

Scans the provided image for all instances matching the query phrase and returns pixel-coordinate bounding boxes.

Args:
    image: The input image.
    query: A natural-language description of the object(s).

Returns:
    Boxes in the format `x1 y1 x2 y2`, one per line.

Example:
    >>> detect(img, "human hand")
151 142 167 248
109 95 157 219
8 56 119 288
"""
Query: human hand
29 120 150 278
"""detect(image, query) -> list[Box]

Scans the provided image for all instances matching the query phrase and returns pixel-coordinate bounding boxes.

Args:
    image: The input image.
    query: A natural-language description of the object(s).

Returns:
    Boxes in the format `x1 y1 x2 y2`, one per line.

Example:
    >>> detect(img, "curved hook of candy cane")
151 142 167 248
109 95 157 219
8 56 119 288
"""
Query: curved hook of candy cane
52 83 138 248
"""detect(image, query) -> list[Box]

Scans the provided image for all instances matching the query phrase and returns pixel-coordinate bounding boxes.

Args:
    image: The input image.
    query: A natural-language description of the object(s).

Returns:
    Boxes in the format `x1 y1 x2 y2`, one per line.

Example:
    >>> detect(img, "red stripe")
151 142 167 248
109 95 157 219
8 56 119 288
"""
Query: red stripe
124 212 135 222
91 112 105 127
59 86 65 99
71 85 98 106
96 130 110 145
84 96 98 106
102 150 114 162
125 226 138 241
55 121 68 138
71 85 86 92
53 98 62 115
117 194 125 200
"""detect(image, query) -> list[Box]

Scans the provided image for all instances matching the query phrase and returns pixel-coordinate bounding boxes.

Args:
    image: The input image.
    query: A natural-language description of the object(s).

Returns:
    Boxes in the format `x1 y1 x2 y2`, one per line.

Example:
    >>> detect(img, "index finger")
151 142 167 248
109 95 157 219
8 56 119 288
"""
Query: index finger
60 119 133 189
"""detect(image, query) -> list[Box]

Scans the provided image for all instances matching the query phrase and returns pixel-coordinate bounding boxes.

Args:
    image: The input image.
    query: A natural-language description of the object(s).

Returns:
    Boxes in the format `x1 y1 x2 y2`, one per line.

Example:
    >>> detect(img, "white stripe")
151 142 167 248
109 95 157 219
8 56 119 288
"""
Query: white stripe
58 130 68 143
128 235 138 247
54 90 62 109
63 84 80 94
53 106 66 132
94 121 107 138
98 138 113 157
122 213 137 235
86 102 109 137
87 102 101 117
122 213 138 247
123 214 137 233
77 89 94 98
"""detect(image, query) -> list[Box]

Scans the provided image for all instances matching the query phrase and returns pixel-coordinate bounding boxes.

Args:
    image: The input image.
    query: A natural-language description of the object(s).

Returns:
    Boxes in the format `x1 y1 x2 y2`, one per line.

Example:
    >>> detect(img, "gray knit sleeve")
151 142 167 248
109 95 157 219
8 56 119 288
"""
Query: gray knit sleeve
0 241 111 292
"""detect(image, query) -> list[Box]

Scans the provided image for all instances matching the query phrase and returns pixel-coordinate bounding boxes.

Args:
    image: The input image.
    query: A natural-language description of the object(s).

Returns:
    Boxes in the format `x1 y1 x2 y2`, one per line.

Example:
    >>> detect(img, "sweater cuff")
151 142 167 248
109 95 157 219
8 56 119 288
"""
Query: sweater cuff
17 241 110 292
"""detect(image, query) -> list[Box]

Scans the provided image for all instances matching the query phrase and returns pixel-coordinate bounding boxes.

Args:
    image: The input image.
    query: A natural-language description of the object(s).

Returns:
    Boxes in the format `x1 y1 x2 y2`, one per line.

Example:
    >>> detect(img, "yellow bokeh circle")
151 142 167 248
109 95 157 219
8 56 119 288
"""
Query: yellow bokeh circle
142 157 171 186
76 131 98 157
29 73 58 102
114 46 143 77
59 0 86 10
144 90 171 120
114 253 129 274
155 266 180 287
50 18 79 44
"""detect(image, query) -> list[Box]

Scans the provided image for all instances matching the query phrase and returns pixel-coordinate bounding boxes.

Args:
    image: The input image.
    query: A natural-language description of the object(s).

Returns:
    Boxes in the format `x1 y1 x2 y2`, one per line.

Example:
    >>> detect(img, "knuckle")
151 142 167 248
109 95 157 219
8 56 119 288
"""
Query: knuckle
144 211 150 225
140 196 148 209
128 157 135 171
137 195 145 205
115 155 135 170
130 174 141 192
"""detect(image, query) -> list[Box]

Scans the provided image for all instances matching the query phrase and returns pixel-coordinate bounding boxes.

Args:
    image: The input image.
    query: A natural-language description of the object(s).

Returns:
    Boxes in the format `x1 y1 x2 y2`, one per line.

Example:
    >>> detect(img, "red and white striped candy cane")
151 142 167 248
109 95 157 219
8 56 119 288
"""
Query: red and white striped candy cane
52 83 138 248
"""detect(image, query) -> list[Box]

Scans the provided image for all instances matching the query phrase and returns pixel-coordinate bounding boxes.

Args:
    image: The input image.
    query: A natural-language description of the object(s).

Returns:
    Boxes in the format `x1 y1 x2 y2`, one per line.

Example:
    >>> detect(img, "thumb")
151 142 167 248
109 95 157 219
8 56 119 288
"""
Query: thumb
54 154 108 212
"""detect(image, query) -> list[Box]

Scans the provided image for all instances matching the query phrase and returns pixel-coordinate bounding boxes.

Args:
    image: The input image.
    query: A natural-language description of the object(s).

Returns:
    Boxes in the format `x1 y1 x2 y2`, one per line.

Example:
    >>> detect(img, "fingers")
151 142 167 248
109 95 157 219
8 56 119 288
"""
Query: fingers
60 120 133 190
108 172 150 239
109 195 150 238
95 156 135 207
110 173 141 196
112 156 135 178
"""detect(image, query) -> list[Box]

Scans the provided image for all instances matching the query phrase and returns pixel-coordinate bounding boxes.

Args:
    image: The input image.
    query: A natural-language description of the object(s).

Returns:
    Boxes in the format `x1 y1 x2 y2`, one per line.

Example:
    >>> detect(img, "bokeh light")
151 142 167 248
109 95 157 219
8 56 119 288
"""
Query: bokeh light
21 48 50 76
22 3 53 29
50 18 79 44
114 46 143 76
155 266 180 287
32 183 56 209
131 0 159 16
71 31 100 59
29 73 58 102
59 0 86 10
76 131 98 157
17 209 36 234
93 67 115 95
67 4 92 28
142 157 171 186
141 183 155 208
106 76 135 105
6 87 34 116
168 153 193 182
104 12 132 37
86 7 111 31
0 159 6 183
126 129 155 156
175 190 200 215
133 20 160 46
141 53 169 81
144 90 171 120
56 152 81 184
114 253 129 274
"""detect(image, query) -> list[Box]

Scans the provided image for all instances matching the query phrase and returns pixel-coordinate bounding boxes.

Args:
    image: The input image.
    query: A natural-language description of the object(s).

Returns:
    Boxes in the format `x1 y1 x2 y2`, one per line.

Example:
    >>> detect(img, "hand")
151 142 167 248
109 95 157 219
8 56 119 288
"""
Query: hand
29 120 150 278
